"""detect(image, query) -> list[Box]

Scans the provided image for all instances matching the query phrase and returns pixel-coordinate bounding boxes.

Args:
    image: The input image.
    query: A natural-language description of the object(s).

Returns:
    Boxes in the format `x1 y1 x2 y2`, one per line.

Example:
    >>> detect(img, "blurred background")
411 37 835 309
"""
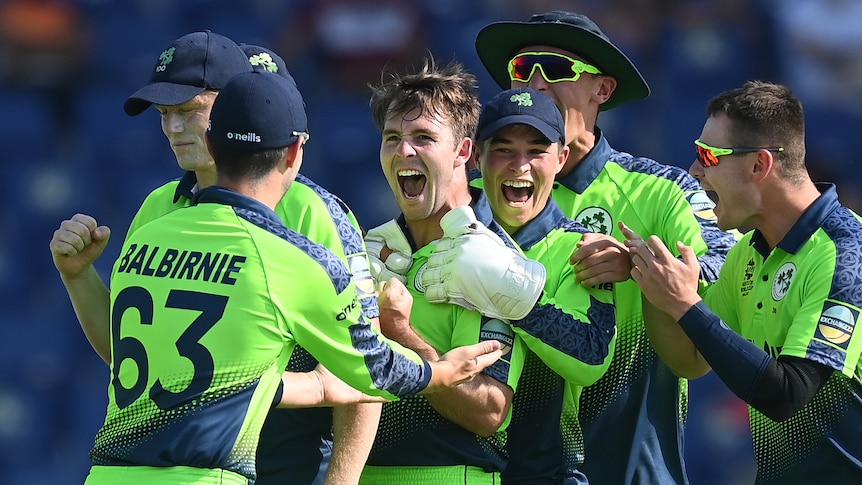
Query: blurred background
1 0 860 483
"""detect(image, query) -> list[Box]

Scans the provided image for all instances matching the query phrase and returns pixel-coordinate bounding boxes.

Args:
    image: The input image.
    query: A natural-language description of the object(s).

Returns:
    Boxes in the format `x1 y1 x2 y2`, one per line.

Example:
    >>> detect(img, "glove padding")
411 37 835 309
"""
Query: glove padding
365 219 412 284
420 206 546 320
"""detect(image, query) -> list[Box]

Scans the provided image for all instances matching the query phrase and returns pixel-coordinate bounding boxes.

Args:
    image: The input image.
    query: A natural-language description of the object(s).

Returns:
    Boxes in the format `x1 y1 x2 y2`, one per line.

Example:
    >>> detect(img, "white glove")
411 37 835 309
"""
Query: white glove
365 219 412 284
420 206 546 320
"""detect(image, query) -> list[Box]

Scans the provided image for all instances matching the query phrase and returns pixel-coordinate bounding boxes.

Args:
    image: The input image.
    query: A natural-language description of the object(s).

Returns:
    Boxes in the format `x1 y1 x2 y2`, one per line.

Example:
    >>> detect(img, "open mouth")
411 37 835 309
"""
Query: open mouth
502 180 534 205
705 190 719 205
398 169 426 199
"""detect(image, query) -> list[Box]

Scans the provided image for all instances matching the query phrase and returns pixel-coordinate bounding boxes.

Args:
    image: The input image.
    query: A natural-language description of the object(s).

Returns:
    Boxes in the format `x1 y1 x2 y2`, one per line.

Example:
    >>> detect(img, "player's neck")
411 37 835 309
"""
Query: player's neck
559 129 596 178
756 179 821 249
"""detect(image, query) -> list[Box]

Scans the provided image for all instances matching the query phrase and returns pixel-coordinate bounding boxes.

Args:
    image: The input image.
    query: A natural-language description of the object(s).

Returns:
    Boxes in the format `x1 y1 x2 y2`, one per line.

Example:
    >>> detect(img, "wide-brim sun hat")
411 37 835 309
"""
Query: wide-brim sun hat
475 10 649 111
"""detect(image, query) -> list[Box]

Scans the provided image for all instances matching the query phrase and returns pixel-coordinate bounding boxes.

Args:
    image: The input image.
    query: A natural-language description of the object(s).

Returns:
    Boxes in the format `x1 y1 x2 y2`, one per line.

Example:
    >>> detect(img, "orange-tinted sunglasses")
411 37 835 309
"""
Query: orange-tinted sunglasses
694 139 784 167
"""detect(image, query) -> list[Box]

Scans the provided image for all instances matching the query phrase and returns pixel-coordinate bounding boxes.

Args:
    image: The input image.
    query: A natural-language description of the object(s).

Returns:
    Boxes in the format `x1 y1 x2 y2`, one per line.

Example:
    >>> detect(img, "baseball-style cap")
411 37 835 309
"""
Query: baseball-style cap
124 30 253 116
477 87 565 143
207 70 308 151
239 44 297 86
475 11 649 111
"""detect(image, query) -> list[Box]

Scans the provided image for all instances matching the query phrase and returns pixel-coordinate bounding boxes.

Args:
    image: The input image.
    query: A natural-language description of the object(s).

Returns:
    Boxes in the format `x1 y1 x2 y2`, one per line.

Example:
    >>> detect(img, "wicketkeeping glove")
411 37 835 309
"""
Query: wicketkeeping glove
365 219 412 284
420 206 546 320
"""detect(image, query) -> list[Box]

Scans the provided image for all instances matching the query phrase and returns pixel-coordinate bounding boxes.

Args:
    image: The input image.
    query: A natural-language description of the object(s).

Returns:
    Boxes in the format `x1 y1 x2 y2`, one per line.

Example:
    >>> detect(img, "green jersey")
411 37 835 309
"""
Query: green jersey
90 186 430 483
365 192 526 475
553 131 737 484
500 199 616 483
702 185 862 483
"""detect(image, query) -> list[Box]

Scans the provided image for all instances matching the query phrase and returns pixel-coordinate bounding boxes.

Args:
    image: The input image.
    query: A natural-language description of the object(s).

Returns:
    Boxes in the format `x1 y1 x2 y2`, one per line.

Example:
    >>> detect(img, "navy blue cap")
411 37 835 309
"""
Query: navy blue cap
477 88 565 143
124 30 253 116
207 70 308 151
239 44 296 87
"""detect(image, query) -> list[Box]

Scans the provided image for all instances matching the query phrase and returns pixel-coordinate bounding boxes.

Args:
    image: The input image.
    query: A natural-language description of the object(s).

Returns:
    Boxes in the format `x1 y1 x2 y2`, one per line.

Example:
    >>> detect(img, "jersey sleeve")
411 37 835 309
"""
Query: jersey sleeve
701 241 747 334
513 231 616 386
779 247 862 378
264 230 430 400
276 176 379 319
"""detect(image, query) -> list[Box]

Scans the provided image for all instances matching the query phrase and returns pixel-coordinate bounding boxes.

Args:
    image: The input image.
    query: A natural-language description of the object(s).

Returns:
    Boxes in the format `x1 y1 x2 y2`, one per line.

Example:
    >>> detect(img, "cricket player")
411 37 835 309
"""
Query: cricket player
359 60 539 484
443 86 617 483
625 80 862 484
467 11 739 483
50 32 377 485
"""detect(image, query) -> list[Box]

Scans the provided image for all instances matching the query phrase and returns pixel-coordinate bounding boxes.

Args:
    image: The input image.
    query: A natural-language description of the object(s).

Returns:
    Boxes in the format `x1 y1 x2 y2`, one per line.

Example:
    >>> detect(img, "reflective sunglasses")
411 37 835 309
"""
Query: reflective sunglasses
694 139 784 167
508 51 602 84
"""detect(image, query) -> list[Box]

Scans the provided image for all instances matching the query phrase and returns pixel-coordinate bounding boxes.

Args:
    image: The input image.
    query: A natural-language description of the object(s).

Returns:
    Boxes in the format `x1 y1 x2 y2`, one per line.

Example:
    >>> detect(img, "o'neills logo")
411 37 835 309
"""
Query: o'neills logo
227 132 261 142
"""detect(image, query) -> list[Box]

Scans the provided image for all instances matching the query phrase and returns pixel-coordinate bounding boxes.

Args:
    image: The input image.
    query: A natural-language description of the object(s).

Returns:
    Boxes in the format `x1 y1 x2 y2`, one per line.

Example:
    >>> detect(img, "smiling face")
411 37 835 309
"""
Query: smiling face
690 113 760 231
477 124 568 234
156 90 219 174
380 107 472 224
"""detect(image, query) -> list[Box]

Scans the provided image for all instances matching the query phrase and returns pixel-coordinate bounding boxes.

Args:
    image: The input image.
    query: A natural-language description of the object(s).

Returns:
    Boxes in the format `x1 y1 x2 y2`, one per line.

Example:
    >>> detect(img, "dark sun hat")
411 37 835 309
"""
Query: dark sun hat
476 11 649 111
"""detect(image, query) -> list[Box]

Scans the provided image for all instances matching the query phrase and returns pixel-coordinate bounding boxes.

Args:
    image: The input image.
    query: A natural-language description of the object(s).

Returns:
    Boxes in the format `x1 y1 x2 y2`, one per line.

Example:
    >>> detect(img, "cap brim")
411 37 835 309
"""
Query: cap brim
123 82 207 116
475 21 650 111
478 114 562 144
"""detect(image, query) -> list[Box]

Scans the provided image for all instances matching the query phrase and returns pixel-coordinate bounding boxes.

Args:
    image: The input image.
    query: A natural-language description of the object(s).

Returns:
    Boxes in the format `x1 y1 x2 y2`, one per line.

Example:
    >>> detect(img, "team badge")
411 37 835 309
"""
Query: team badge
771 262 796 301
814 301 859 349
249 52 278 73
156 47 175 72
686 190 717 222
575 207 613 235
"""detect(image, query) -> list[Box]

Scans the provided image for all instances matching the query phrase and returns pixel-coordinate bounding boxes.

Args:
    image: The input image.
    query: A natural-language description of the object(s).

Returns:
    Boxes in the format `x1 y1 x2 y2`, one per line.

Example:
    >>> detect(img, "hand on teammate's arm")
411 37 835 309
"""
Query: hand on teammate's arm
570 232 633 286
620 222 703 321
49 213 113 363
276 366 391 408
378 277 508 435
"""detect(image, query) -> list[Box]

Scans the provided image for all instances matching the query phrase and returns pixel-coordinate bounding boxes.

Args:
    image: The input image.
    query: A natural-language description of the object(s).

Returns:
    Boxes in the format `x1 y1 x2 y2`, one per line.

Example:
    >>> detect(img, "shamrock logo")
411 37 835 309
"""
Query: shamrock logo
159 47 176 67
575 207 613 235
771 262 796 301
510 92 533 107
249 53 278 73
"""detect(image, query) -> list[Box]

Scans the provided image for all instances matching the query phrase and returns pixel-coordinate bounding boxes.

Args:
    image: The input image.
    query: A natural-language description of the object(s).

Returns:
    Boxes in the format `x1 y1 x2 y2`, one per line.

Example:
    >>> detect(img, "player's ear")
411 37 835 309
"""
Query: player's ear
284 139 303 169
472 139 484 172
751 148 775 182
454 136 472 169
556 143 569 174
594 75 617 105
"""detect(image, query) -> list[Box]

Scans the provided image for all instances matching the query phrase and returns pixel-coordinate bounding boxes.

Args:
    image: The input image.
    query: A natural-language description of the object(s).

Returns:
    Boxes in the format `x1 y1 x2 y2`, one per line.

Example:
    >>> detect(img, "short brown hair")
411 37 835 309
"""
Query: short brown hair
707 81 806 179
369 58 481 145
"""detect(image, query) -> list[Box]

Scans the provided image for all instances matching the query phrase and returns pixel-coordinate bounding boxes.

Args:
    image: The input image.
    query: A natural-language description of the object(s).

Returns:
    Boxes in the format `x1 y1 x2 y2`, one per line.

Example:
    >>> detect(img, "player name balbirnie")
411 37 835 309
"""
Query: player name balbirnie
116 244 246 285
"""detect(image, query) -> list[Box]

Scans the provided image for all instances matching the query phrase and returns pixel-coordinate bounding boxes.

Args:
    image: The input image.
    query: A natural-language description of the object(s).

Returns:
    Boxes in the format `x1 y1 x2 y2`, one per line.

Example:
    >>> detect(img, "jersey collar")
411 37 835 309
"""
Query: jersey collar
751 183 841 256
172 171 198 203
555 127 611 194
511 198 567 251
192 185 284 227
